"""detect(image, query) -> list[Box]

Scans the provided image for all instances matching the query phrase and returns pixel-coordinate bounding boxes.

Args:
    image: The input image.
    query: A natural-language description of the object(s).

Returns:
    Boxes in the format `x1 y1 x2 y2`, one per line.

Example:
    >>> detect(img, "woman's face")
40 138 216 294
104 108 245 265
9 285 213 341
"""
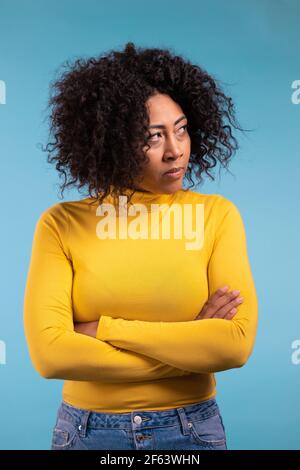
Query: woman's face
133 93 191 194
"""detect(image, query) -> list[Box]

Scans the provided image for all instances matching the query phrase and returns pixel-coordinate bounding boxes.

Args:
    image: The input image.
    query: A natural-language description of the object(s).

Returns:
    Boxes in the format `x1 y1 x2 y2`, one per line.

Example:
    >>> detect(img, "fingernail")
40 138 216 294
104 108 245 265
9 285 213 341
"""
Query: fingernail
219 286 229 292
232 290 240 295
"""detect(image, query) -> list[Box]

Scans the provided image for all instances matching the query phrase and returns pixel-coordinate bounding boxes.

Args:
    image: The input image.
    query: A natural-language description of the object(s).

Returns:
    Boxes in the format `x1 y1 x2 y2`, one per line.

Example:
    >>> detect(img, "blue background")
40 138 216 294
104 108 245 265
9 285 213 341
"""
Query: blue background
0 0 299 450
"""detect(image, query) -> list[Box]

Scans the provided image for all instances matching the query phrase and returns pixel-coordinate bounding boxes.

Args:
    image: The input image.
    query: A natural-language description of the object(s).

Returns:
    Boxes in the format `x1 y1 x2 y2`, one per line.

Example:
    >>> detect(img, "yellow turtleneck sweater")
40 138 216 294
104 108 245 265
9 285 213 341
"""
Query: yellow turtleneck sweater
23 187 258 412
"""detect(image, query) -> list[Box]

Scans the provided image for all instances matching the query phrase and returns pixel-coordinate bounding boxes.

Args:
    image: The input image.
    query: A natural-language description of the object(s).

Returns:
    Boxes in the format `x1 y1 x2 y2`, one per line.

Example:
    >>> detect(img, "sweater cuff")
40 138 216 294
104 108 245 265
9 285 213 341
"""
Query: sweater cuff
96 315 112 340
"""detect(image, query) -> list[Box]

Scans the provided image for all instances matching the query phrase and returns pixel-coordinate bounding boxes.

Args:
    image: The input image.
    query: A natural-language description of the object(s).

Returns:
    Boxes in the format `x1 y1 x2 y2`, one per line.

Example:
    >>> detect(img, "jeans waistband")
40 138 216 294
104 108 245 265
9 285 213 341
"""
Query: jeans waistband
56 398 219 436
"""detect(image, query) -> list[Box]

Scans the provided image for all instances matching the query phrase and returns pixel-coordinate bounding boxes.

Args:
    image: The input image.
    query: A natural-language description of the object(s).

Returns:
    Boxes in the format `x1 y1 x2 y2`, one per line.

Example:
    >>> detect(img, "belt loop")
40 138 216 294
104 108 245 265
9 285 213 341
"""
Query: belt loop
78 410 91 438
176 407 190 436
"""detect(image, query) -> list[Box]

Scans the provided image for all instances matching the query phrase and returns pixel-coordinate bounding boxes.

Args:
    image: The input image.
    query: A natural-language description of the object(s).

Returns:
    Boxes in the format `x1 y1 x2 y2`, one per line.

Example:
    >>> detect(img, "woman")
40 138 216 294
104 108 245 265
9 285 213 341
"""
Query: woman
23 42 258 450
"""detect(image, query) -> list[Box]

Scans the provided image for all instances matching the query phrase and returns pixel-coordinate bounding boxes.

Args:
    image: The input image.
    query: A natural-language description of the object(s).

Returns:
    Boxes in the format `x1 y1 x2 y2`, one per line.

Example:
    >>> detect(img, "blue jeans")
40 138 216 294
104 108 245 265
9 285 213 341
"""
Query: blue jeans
51 398 227 450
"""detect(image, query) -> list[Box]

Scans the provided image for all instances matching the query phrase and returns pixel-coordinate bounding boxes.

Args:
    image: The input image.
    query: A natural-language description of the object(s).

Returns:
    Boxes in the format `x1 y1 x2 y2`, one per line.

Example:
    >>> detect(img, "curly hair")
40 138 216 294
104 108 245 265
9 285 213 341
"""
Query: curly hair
41 41 247 207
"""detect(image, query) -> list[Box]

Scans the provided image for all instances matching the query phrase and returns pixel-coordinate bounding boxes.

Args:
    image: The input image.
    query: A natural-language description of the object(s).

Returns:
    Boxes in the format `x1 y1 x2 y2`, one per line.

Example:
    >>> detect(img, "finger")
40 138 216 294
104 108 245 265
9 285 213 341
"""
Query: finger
224 307 237 320
200 286 230 319
205 289 241 317
213 296 244 319
202 288 241 319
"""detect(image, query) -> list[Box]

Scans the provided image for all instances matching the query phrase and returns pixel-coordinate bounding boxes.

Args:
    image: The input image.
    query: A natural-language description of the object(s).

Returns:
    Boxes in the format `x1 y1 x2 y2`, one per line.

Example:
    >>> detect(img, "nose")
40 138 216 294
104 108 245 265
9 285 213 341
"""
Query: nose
163 135 183 161
163 151 183 163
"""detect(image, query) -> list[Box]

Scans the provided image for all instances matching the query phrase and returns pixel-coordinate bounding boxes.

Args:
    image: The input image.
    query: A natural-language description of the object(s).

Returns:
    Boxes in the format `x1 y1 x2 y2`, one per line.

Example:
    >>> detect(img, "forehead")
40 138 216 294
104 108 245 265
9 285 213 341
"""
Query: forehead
146 93 184 122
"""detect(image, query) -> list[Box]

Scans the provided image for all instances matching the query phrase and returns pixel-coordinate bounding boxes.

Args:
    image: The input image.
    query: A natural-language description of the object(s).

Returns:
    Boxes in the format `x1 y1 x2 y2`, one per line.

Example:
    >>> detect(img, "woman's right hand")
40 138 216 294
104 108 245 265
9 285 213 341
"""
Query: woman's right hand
195 286 244 320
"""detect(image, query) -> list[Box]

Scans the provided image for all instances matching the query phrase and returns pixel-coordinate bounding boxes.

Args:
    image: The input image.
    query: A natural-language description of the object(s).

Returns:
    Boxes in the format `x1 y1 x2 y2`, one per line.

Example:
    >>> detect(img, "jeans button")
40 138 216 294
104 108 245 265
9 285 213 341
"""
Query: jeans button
134 415 142 424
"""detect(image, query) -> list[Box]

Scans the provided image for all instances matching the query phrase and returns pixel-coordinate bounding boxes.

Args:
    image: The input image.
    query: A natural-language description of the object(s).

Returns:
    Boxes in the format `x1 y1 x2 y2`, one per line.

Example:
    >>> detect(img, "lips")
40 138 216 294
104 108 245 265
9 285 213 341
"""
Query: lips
164 167 184 175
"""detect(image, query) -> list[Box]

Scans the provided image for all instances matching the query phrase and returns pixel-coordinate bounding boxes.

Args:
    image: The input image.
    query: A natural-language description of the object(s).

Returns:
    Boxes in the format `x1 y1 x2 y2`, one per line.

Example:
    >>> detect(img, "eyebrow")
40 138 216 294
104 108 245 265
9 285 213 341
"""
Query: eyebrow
148 114 187 129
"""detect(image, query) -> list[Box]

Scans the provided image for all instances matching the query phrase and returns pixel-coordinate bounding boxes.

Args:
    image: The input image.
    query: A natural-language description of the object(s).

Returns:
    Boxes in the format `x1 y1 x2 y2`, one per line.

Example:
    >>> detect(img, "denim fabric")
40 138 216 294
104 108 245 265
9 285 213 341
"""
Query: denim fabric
51 398 227 450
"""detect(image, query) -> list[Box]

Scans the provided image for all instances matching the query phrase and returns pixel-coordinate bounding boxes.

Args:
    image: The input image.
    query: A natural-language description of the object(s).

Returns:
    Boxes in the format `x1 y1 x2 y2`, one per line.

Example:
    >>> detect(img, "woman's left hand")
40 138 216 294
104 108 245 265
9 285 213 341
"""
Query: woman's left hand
73 319 100 338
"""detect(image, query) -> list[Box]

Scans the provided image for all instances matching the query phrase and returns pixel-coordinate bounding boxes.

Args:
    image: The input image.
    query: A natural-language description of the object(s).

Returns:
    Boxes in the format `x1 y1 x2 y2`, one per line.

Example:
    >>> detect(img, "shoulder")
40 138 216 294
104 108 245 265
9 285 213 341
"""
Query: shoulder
34 201 78 244
37 201 69 226
33 202 76 255
37 197 90 223
185 191 246 237
210 194 241 215
181 189 240 214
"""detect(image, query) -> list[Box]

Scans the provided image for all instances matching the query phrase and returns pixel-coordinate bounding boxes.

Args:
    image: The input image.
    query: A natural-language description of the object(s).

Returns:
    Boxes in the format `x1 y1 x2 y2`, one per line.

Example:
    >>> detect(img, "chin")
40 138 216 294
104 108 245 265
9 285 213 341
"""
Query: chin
161 182 183 194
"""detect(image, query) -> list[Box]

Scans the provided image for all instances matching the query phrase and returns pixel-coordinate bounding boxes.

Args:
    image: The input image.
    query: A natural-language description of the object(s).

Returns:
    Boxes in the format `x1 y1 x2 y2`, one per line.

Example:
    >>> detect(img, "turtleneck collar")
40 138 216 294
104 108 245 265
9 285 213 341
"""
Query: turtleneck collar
105 185 187 210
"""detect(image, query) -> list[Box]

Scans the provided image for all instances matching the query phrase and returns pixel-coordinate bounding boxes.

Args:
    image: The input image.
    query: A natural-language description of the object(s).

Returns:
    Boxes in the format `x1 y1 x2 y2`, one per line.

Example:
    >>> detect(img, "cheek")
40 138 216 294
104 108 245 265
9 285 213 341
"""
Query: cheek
185 134 191 148
143 150 161 171
150 157 163 176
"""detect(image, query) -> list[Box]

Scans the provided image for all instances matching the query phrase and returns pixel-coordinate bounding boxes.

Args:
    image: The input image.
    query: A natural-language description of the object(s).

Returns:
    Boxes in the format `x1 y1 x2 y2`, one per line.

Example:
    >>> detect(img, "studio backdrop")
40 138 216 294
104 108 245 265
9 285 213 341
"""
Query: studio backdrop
0 0 299 450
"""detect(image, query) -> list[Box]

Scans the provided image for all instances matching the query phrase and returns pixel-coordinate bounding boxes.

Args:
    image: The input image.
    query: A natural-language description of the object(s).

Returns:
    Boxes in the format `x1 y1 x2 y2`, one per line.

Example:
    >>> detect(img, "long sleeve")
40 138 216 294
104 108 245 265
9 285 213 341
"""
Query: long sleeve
23 206 192 382
96 196 259 374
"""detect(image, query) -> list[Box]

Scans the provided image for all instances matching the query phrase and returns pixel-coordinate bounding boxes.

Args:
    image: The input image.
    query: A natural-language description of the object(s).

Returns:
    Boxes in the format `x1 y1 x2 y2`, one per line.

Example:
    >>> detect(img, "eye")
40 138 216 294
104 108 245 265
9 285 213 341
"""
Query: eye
178 124 188 134
148 131 162 141
148 124 188 142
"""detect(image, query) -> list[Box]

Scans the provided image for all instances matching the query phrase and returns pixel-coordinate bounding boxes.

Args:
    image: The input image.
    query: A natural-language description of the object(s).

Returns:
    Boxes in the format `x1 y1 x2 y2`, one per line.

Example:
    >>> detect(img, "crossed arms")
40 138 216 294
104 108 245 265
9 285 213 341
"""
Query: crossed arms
23 198 258 382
